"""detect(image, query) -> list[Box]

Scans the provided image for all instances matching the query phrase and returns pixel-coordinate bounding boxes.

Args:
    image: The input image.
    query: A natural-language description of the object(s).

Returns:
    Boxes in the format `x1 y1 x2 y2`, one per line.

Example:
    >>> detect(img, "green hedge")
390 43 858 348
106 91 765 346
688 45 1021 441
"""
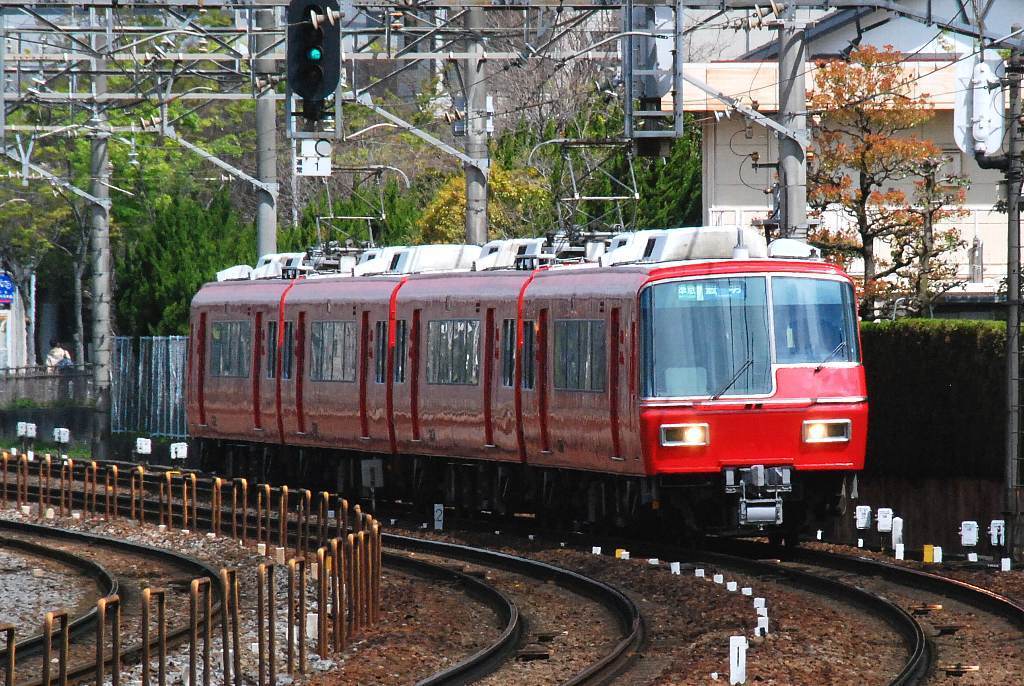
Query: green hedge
860 319 1006 478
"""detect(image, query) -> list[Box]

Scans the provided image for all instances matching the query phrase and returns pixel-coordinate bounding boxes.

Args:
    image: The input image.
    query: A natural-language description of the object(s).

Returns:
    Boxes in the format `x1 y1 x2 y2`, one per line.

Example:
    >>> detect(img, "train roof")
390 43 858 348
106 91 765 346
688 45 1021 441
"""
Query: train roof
196 226 851 306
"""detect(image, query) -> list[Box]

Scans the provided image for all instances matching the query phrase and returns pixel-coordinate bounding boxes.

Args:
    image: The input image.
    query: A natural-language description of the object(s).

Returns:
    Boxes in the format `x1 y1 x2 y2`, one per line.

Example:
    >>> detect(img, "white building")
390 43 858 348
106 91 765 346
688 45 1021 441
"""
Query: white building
0 271 28 368
673 1 1019 316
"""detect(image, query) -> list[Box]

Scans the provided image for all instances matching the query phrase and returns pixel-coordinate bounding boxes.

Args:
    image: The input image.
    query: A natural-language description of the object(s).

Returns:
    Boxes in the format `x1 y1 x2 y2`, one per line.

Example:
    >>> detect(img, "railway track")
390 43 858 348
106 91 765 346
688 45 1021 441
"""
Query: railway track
0 518 223 685
11 453 1023 684
720 540 1024 684
1 457 641 685
387 534 644 686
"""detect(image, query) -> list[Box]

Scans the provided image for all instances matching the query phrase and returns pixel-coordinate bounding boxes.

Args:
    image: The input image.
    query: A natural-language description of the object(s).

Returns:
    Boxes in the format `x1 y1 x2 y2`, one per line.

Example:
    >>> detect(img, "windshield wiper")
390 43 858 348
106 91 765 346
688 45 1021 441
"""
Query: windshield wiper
814 341 847 373
711 358 753 400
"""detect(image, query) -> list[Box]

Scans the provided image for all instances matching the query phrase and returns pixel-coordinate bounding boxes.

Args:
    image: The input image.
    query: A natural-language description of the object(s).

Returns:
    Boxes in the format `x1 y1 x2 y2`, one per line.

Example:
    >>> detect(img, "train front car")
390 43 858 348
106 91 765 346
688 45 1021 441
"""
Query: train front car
637 258 866 533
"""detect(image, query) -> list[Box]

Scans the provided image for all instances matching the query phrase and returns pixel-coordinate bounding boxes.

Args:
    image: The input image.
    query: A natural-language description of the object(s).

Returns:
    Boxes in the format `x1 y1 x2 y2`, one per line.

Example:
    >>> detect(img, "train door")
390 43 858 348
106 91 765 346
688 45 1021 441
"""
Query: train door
483 308 496 447
489 301 525 458
609 306 622 459
359 311 370 438
195 312 207 426
391 305 418 453
273 316 298 441
519 305 550 458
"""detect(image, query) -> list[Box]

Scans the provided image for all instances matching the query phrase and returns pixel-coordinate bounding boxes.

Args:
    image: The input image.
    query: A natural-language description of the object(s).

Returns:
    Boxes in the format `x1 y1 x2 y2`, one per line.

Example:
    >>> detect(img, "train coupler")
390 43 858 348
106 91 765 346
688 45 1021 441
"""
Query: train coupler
724 465 792 527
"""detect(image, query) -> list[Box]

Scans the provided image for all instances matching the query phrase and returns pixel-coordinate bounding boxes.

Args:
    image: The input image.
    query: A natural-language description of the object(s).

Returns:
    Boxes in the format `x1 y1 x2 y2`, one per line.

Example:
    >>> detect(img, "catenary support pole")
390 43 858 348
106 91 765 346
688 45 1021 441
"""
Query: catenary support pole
255 7 278 259
464 4 488 245
777 3 808 239
90 8 113 460
1006 41 1023 559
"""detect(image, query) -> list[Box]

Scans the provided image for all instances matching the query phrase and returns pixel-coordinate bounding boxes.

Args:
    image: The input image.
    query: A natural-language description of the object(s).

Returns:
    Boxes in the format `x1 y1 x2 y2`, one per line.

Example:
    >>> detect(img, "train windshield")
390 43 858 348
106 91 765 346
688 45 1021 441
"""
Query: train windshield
641 275 860 398
772 277 859 365
641 277 772 398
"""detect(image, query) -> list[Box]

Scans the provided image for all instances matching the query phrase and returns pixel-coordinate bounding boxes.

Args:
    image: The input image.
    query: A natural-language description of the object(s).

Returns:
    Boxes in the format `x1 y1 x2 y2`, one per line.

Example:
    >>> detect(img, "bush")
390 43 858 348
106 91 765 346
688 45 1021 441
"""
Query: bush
861 319 1006 478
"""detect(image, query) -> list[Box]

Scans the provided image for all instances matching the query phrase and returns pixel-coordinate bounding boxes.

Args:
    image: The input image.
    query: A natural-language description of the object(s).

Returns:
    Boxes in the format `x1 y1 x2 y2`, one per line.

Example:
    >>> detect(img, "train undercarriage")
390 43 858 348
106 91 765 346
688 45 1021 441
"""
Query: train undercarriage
195 438 853 542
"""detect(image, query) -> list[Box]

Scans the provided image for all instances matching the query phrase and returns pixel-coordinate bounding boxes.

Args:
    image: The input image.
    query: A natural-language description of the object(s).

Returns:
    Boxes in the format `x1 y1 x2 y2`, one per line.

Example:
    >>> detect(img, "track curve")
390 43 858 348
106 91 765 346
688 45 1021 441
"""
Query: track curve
0 518 223 684
385 533 645 686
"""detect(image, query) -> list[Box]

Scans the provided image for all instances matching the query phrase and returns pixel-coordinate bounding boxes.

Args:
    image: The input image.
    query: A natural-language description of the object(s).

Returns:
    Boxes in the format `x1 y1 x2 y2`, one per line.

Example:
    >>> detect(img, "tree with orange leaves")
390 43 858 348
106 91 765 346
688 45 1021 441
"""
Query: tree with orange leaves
807 44 968 316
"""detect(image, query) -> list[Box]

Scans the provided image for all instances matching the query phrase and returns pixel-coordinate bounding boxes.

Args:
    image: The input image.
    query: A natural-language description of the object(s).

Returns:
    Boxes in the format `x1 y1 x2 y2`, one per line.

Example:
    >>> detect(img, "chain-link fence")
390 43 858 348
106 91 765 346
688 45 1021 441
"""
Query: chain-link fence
112 336 188 437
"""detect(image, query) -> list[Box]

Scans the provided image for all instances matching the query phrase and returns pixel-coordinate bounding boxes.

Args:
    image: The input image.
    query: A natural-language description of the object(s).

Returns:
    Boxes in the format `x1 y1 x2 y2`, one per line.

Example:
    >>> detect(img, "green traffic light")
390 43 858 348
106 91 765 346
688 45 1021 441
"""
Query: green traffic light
307 46 323 61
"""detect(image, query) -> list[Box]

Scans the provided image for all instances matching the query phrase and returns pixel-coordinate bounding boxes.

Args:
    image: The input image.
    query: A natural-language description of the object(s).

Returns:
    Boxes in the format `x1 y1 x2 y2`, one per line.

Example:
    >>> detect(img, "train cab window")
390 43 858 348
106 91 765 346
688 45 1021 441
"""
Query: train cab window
771 277 859 365
501 319 535 389
640 277 771 398
554 319 606 392
310 320 357 382
426 319 480 385
209 320 251 378
393 319 408 383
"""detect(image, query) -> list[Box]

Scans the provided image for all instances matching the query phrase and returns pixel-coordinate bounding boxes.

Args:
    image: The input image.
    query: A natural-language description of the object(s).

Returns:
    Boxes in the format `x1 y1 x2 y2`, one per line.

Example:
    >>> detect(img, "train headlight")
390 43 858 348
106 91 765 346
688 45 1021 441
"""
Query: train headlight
660 423 709 447
802 419 851 443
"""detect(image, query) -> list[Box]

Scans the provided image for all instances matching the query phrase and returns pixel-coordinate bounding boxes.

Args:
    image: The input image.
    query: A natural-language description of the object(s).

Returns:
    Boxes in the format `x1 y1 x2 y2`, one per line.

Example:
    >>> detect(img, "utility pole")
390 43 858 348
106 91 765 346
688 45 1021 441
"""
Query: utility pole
255 8 278 259
919 161 937 314
464 5 488 246
777 3 808 239
1006 41 1023 559
90 9 112 459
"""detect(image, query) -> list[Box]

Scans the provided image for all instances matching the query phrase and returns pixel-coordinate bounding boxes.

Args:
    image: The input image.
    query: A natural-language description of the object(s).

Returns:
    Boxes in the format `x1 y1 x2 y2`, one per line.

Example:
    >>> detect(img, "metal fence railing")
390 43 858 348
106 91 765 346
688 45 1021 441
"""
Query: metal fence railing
112 336 188 438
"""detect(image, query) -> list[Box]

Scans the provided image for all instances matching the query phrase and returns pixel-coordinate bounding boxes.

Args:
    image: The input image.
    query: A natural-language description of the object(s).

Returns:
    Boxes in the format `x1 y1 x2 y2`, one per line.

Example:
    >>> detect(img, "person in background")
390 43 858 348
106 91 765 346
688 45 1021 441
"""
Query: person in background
46 339 72 372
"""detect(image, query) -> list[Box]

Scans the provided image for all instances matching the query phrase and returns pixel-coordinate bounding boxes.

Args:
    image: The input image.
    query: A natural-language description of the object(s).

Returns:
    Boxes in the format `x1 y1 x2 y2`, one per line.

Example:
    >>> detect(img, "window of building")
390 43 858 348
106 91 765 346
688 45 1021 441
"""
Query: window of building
426 319 480 385
554 319 606 392
209 320 251 378
501 318 535 389
310 320 357 382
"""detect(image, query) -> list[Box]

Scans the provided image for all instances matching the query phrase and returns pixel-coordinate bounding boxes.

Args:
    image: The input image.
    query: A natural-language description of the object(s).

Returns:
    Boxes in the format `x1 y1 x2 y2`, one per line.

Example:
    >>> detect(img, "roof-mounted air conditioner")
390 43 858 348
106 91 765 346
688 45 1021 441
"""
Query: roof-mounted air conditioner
355 244 482 276
252 252 312 279
473 238 546 270
216 265 254 282
601 226 768 266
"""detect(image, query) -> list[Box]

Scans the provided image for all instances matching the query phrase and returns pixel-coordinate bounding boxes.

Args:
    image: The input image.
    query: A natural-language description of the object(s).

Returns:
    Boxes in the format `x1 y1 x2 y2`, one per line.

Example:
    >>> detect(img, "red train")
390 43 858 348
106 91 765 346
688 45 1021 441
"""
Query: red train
188 227 867 534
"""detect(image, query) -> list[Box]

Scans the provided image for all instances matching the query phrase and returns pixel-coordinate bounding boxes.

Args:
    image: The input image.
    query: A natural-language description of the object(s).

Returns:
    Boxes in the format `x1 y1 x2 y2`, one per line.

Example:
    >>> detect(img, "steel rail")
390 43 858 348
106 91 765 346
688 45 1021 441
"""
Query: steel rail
6 461 642 684
0 535 116 662
0 518 223 685
679 546 930 686
385 533 644 686
727 540 1024 629
384 550 523 686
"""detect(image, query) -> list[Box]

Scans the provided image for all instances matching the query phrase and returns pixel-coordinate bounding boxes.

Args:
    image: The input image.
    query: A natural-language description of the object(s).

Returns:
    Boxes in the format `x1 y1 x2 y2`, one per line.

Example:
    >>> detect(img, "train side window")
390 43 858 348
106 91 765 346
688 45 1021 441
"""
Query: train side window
501 319 515 386
374 321 388 383
310 320 357 382
393 319 408 383
501 319 534 389
281 321 295 380
209 320 252 378
554 319 606 392
426 319 480 385
266 321 277 378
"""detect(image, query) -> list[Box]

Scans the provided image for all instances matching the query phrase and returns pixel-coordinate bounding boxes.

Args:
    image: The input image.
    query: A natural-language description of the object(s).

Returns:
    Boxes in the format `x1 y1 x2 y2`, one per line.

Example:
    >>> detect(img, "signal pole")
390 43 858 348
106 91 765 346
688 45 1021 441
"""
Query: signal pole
464 5 488 246
255 8 279 259
777 3 808 239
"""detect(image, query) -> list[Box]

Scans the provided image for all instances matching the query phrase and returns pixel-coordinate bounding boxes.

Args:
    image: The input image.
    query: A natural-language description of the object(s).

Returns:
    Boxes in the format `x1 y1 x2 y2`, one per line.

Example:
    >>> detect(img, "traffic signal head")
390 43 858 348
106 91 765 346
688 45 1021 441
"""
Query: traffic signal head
287 0 341 105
